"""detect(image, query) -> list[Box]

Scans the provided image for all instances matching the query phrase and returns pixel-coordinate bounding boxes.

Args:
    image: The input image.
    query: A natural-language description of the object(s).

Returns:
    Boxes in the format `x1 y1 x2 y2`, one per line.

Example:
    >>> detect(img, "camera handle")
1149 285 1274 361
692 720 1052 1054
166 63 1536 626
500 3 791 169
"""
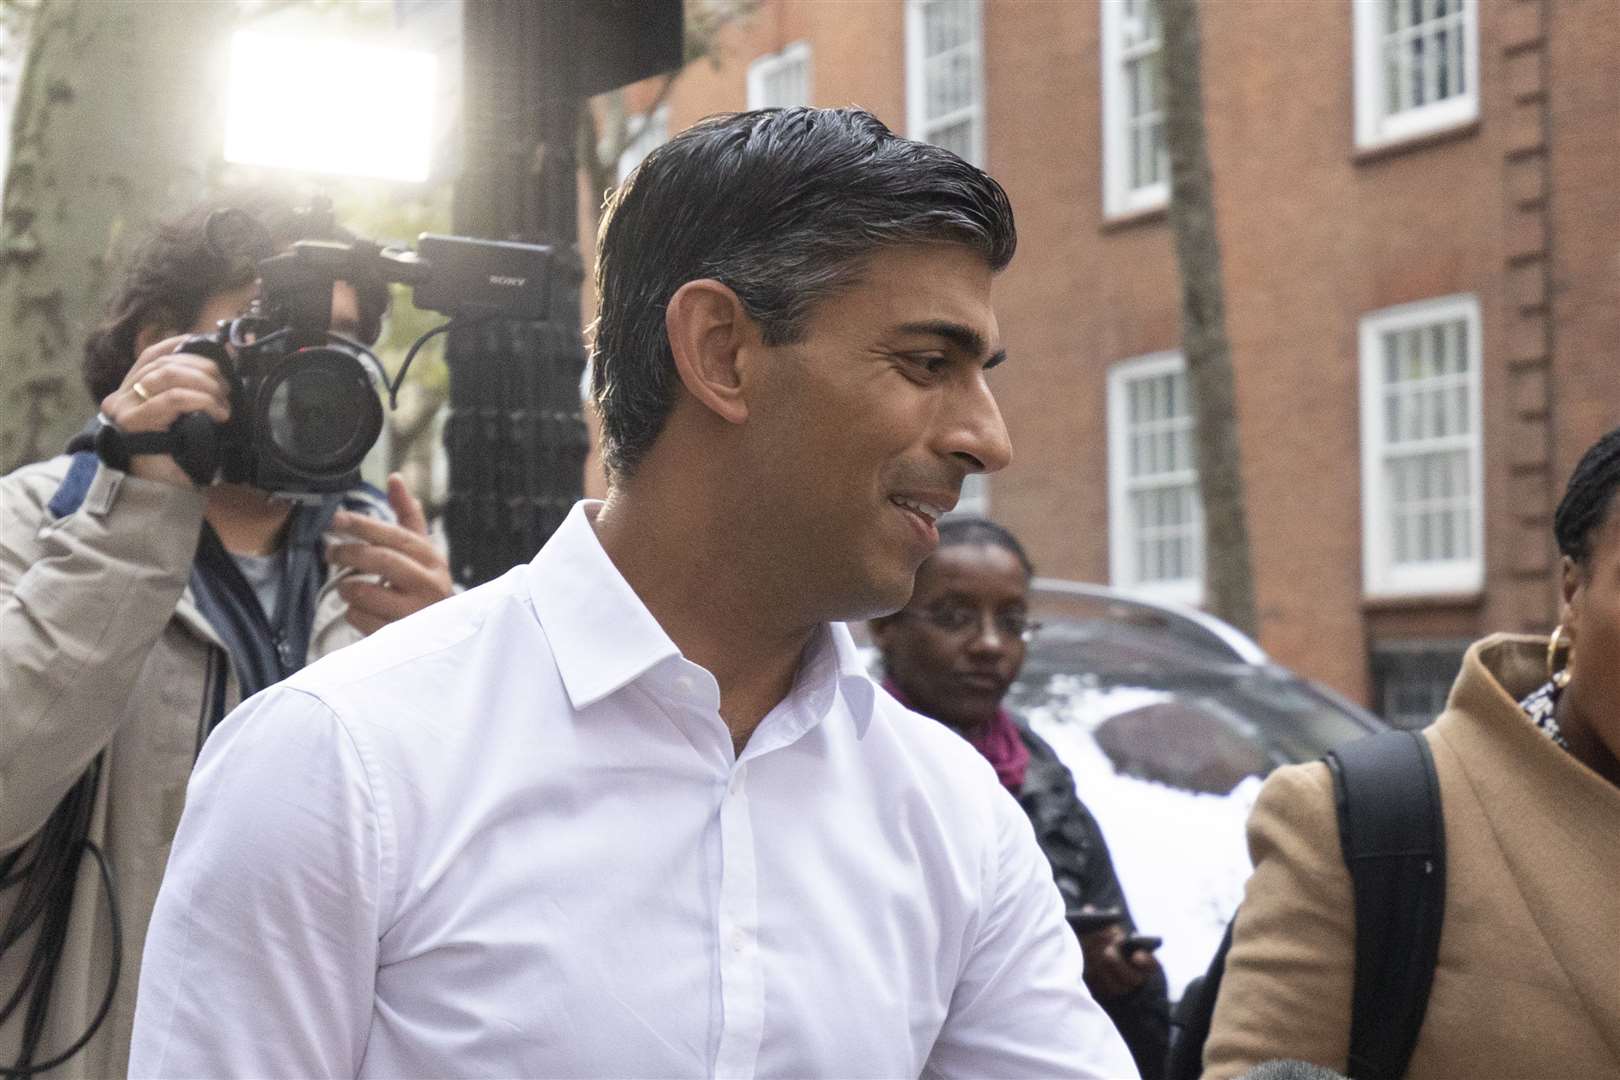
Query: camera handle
93 413 221 488
93 334 232 487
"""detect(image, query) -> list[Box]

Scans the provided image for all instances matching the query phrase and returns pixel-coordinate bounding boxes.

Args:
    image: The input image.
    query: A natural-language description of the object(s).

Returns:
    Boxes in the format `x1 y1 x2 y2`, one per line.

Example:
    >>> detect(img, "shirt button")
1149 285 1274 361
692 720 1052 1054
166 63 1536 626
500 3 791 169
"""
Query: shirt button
674 674 695 695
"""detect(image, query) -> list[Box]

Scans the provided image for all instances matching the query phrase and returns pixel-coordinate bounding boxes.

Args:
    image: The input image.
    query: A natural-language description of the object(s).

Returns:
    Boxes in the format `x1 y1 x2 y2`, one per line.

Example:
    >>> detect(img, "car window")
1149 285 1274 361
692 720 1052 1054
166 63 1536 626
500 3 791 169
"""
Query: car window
1009 610 1379 997
852 593 1381 999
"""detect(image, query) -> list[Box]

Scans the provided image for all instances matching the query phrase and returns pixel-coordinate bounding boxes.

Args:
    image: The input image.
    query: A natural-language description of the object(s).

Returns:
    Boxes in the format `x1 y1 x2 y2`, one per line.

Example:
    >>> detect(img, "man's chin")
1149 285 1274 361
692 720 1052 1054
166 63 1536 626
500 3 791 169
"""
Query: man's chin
829 564 922 623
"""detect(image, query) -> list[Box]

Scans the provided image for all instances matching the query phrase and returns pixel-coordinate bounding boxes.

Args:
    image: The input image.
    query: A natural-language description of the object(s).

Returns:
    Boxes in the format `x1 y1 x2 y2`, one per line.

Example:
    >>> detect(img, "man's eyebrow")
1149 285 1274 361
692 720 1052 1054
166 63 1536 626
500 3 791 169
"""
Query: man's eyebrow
894 320 1007 368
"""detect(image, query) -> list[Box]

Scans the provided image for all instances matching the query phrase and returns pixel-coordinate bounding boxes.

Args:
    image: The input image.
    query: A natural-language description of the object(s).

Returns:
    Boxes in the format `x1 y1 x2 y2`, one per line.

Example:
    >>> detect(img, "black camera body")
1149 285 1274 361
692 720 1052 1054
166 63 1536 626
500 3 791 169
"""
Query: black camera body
115 220 554 496
176 325 385 495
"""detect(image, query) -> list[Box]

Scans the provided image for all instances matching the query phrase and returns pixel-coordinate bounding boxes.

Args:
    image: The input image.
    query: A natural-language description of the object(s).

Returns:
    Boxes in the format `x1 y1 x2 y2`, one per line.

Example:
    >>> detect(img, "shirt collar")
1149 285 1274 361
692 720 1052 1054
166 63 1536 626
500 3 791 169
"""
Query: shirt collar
827 621 877 736
527 501 680 710
526 501 879 735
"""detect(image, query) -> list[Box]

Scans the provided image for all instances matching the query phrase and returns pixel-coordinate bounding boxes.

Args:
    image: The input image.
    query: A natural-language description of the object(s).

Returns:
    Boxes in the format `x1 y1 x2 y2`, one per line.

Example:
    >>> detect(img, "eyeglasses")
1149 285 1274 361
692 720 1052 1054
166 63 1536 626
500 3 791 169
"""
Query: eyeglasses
902 605 1042 643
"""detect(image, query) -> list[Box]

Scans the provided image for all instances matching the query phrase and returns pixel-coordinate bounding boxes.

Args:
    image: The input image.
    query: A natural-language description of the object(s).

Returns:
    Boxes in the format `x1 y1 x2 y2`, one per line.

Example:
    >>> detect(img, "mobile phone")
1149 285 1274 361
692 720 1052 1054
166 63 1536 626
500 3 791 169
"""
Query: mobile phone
1121 933 1162 957
1065 906 1125 935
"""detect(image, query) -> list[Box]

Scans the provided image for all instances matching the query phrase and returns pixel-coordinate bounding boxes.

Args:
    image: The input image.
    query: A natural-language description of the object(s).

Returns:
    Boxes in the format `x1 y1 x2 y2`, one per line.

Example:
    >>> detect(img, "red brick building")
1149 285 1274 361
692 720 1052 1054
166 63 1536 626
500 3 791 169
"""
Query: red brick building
599 0 1620 716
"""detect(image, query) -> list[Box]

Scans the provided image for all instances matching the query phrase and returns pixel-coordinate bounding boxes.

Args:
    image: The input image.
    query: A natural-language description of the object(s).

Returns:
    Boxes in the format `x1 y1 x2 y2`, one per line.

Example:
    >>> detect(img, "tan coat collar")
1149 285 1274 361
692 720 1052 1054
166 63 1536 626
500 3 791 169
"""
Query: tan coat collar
1436 633 1620 1060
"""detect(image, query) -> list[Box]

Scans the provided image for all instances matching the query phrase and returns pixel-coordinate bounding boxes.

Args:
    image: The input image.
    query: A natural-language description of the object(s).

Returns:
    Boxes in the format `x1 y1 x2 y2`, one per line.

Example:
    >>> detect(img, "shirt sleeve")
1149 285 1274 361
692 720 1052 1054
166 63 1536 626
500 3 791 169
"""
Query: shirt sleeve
924 786 1140 1080
128 685 391 1079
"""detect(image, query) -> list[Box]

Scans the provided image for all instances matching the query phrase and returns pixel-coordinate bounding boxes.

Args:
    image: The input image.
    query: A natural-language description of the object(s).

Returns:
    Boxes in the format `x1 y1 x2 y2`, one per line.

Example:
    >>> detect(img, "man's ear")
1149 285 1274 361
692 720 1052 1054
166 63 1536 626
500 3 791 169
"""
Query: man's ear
665 279 752 426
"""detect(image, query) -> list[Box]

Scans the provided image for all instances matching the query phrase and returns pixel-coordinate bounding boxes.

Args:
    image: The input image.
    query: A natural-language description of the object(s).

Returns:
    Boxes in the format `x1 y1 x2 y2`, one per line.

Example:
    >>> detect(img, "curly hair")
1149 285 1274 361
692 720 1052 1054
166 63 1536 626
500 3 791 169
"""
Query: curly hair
81 186 390 403
1554 426 1620 566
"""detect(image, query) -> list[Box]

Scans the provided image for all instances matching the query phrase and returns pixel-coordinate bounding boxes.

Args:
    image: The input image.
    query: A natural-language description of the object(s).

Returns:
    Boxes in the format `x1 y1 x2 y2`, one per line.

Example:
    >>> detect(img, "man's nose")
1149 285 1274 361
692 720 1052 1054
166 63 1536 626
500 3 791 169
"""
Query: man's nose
942 373 1013 478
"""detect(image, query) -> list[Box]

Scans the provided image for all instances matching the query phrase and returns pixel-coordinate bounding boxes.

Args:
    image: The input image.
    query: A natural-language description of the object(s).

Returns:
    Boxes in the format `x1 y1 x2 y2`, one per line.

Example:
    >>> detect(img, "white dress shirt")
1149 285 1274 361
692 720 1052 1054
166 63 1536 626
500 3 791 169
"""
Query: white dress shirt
130 502 1137 1079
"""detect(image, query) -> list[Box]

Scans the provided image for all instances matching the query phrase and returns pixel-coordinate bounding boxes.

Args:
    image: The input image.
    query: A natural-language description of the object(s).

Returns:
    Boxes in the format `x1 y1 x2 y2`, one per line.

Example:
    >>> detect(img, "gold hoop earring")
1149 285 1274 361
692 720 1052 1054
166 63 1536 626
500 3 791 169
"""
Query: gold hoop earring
1547 624 1573 689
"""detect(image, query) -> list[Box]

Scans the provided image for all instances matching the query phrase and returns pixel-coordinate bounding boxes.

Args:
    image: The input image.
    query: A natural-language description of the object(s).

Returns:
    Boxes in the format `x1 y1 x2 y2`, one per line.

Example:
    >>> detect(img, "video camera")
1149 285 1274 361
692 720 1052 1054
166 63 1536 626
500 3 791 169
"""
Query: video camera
95 207 553 496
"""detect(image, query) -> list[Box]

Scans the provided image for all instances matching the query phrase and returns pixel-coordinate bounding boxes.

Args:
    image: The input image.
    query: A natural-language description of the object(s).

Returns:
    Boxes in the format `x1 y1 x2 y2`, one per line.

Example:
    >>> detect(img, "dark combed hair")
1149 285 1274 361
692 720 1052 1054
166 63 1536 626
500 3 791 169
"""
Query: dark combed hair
1554 426 1620 565
590 106 1017 478
937 515 1035 579
81 186 391 403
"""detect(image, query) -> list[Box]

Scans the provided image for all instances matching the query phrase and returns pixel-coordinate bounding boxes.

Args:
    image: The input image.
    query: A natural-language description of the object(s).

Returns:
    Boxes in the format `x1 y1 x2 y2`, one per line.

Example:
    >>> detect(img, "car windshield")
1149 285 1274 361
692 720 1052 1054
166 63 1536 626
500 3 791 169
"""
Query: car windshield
1013 615 1377 789
855 584 1381 996
1001 591 1378 995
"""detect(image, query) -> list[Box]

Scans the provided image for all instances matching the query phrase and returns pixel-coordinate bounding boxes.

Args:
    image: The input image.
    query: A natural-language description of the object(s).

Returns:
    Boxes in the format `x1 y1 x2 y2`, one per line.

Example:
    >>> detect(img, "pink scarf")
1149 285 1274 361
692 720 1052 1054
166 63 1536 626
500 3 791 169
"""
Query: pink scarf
882 679 1029 793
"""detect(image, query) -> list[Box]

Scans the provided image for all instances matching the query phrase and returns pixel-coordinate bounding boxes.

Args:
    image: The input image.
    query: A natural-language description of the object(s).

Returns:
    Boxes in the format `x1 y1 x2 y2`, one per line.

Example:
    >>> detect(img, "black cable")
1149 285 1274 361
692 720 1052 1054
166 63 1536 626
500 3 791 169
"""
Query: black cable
2 840 120 1078
388 319 465 410
0 758 121 1078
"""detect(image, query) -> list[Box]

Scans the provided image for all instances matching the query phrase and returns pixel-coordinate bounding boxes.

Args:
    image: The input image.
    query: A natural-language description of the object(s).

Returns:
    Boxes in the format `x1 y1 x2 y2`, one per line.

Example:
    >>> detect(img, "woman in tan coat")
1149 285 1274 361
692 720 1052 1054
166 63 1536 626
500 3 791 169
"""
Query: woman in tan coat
1203 429 1620 1079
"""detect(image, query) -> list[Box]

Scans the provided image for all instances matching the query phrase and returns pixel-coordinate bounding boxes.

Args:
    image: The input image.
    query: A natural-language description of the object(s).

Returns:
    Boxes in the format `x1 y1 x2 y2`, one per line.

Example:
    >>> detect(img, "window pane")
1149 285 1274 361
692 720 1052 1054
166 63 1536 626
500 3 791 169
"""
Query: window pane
930 118 974 160
1381 0 1471 119
617 108 669 183
1113 0 1164 195
917 0 979 161
1118 362 1200 585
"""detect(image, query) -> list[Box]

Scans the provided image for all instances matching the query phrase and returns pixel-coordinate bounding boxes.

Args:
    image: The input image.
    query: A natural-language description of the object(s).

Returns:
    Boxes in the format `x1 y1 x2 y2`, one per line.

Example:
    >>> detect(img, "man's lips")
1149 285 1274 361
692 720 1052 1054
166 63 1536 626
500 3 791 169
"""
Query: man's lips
888 494 952 523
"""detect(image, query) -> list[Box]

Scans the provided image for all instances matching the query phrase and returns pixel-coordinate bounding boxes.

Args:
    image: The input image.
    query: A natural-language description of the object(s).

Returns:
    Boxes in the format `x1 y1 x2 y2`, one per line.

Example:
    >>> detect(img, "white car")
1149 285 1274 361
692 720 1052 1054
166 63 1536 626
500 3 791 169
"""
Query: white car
862 580 1383 998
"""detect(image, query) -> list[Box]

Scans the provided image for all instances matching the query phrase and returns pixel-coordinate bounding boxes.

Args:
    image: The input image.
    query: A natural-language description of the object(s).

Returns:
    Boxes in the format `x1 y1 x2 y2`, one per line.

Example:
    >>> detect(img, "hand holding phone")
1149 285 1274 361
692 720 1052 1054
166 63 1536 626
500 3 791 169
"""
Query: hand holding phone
1121 933 1162 958
1065 906 1125 935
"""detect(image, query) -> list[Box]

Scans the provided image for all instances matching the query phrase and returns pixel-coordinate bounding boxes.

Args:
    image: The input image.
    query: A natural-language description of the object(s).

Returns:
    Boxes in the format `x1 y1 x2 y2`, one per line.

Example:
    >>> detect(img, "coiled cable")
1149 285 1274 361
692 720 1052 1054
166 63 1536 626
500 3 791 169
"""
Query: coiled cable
0 758 121 1077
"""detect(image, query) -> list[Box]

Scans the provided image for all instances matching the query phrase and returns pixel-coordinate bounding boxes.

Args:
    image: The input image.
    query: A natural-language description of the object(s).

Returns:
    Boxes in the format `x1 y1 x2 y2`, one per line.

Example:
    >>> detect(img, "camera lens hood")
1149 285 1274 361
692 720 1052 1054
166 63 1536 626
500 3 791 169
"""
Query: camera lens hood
249 345 383 486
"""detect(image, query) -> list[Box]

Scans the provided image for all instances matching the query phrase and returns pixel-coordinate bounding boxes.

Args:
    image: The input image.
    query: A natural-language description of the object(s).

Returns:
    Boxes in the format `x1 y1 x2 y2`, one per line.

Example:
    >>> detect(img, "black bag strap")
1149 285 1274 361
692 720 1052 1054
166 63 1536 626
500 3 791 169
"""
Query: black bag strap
1163 919 1234 1080
1324 729 1446 1080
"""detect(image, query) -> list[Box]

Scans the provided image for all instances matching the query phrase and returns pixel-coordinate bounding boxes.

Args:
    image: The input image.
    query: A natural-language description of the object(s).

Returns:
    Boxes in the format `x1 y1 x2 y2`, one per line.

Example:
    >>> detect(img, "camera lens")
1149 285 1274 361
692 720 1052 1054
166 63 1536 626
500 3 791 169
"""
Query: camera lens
257 346 382 479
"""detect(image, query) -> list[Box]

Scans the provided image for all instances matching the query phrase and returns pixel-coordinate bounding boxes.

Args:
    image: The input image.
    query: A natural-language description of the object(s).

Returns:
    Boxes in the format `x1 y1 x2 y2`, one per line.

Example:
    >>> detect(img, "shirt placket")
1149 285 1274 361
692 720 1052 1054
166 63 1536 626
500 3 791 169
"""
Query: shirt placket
713 760 763 1079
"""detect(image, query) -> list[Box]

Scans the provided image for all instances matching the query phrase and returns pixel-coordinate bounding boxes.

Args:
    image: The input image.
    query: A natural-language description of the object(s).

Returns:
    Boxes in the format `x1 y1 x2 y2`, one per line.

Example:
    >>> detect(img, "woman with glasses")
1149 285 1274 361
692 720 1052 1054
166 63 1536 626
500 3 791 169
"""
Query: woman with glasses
871 516 1171 1079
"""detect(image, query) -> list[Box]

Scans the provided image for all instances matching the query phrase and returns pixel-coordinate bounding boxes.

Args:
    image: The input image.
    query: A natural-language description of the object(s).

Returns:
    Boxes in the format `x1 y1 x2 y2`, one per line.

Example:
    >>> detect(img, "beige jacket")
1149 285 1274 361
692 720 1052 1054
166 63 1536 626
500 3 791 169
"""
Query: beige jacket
1204 634 1620 1079
0 456 364 1078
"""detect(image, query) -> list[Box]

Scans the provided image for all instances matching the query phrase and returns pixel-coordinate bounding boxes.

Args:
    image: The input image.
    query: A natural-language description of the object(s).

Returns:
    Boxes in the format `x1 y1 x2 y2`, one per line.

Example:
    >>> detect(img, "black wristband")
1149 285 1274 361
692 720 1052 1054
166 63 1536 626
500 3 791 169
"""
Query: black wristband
93 418 219 487
92 421 174 474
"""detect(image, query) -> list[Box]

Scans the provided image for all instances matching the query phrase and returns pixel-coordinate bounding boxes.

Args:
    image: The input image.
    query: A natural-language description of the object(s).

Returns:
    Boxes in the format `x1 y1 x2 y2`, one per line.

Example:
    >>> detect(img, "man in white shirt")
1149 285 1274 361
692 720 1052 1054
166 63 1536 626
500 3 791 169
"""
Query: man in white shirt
129 107 1138 1079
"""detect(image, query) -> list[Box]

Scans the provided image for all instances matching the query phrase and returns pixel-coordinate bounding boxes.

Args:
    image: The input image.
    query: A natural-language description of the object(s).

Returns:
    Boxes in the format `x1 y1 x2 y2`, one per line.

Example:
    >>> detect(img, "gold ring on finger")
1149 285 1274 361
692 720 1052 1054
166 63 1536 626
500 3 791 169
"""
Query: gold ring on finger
132 380 152 403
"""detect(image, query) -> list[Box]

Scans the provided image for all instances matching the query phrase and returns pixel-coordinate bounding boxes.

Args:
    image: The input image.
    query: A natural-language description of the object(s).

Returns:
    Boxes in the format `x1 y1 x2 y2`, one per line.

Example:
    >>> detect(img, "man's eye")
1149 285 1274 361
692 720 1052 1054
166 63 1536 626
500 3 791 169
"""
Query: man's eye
907 354 948 375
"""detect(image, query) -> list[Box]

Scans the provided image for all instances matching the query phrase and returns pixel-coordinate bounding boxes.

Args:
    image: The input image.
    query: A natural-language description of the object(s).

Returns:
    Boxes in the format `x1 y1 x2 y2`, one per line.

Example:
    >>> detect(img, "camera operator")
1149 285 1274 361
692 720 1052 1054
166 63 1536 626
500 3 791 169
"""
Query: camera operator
0 188 452 1078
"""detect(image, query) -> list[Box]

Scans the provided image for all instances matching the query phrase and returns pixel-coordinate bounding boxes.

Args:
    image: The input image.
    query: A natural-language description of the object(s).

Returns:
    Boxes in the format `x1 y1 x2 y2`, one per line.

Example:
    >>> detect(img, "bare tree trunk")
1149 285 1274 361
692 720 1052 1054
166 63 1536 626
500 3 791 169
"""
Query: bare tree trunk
0 0 233 472
1159 0 1257 637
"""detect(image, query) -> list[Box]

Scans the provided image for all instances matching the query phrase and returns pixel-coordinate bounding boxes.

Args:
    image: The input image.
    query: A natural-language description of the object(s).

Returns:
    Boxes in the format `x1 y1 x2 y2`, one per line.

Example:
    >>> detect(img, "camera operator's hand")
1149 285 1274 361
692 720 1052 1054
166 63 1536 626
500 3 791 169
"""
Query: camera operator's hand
101 334 232 488
1079 923 1157 1001
327 474 453 636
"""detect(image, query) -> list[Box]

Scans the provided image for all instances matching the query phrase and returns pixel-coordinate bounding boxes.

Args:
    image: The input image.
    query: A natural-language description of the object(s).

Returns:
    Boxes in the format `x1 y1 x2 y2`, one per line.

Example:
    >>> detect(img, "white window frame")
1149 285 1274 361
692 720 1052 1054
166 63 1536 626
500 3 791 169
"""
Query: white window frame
1108 351 1203 605
615 105 668 185
1359 293 1485 598
1353 0 1480 151
1100 0 1169 218
905 0 986 166
747 40 812 110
